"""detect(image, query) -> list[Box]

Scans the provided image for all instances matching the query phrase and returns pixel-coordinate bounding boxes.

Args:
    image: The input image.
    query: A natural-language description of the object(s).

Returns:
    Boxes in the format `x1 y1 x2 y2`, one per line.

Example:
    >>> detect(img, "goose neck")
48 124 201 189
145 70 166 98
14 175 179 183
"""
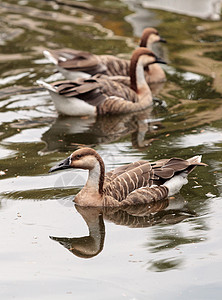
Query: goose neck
86 155 105 195
130 59 150 94
146 40 152 50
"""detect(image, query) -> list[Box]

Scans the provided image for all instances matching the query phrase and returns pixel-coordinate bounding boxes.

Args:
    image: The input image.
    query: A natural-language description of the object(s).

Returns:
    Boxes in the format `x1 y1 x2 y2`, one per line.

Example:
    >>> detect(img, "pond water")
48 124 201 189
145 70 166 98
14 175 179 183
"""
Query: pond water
0 0 222 299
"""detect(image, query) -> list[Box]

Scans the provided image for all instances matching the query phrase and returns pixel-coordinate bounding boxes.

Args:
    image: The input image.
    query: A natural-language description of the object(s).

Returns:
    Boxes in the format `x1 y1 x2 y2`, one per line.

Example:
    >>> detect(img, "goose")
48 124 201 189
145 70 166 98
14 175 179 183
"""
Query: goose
49 147 207 207
38 48 166 116
43 27 166 83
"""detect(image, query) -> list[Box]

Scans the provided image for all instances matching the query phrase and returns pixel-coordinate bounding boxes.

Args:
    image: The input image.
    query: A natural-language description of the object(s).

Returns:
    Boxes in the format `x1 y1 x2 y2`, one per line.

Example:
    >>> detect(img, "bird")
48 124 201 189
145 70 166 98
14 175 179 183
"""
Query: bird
43 27 166 84
37 48 166 116
48 147 207 207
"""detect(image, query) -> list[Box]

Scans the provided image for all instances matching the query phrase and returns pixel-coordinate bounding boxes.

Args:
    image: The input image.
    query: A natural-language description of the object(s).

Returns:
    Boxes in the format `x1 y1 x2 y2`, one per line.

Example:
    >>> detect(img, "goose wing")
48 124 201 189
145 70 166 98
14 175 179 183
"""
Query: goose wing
46 49 107 75
104 162 154 201
104 157 207 203
92 75 138 102
99 55 130 77
50 79 107 106
102 75 131 87
105 160 148 183
45 49 130 77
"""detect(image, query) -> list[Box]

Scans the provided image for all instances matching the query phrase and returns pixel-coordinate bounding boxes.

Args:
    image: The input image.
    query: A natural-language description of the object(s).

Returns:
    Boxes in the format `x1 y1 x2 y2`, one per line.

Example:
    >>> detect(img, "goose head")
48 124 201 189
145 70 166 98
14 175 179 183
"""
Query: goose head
49 148 104 172
140 27 166 48
49 148 105 196
130 48 166 92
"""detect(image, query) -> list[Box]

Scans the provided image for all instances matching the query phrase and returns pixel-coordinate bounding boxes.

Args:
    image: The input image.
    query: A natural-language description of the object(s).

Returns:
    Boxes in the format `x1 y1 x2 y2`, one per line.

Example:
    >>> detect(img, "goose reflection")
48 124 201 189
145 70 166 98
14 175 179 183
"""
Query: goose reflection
40 106 163 153
50 207 105 259
50 196 195 259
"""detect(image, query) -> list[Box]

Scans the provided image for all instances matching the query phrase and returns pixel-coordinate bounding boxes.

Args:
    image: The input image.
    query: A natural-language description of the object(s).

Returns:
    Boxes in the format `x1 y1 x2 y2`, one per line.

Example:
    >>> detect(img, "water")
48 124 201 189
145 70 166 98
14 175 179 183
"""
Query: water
0 0 222 299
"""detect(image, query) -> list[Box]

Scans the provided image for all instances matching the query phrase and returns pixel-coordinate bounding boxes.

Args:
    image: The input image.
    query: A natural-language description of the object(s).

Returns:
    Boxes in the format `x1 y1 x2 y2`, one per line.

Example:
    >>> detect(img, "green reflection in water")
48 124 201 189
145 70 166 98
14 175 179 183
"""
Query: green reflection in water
203 50 222 61
198 34 222 43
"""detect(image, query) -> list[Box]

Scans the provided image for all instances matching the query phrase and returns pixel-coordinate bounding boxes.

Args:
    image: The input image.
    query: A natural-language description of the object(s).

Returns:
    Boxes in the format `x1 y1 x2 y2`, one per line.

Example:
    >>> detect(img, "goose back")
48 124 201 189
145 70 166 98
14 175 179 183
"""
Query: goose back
54 49 107 75
103 157 206 205
99 55 130 77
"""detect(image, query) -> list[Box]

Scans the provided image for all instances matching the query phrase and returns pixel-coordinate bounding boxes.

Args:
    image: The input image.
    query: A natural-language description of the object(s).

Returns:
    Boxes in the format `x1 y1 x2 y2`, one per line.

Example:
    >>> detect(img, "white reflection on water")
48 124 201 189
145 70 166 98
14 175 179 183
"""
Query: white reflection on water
2 127 49 144
0 145 17 159
167 67 204 81
0 72 30 86
122 0 221 38
141 0 221 20
174 129 222 148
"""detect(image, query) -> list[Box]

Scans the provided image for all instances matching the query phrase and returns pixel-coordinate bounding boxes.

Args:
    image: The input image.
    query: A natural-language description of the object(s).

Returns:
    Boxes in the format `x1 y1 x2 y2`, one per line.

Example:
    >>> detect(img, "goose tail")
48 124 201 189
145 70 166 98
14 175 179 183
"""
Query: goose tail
37 80 57 93
186 155 205 165
163 155 207 196
43 50 58 65
186 155 207 174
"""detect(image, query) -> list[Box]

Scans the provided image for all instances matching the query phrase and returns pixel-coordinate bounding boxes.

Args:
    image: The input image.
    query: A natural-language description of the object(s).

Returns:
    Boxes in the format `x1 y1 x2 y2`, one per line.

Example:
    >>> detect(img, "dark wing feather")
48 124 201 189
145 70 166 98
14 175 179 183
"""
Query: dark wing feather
104 163 153 201
49 49 107 75
51 79 107 107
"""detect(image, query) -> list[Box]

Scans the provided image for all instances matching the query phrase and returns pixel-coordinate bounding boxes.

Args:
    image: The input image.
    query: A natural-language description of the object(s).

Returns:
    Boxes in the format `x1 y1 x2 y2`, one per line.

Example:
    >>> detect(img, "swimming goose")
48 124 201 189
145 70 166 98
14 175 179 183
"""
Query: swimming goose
38 48 166 116
43 27 166 83
49 147 206 207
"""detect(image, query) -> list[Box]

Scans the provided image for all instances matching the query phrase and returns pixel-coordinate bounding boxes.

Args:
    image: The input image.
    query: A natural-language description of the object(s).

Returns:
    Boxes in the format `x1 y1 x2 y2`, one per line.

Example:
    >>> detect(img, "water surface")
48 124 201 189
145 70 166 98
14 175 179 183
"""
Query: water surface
0 0 222 299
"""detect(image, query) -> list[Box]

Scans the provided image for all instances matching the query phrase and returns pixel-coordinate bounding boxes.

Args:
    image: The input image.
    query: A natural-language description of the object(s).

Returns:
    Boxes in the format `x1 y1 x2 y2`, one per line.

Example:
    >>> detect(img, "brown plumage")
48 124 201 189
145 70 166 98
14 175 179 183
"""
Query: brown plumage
38 48 166 116
43 27 166 84
49 147 207 207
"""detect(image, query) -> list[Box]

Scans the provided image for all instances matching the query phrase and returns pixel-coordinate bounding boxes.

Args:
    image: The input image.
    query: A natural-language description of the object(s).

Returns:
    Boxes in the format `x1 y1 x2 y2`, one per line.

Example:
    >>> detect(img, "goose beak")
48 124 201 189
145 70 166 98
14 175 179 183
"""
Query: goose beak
159 36 167 43
49 157 71 173
155 57 167 65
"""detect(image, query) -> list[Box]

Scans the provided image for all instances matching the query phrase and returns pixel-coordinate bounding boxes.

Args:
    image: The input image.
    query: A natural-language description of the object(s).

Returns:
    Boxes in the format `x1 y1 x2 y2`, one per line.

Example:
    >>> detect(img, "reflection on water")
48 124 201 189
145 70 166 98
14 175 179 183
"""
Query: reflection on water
40 106 164 153
50 196 194 260
140 0 221 20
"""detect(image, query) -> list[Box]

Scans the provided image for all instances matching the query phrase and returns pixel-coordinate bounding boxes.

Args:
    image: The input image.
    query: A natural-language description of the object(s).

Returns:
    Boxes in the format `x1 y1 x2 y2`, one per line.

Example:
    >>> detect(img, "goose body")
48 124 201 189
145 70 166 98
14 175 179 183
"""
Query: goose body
49 147 206 207
43 27 166 84
38 48 166 116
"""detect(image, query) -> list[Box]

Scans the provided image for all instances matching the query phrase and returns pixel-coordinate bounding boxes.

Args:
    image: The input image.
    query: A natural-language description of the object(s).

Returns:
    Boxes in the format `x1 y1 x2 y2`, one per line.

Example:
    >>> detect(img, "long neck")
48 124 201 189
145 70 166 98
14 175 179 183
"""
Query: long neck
140 33 152 50
86 157 105 195
146 40 152 50
130 58 151 95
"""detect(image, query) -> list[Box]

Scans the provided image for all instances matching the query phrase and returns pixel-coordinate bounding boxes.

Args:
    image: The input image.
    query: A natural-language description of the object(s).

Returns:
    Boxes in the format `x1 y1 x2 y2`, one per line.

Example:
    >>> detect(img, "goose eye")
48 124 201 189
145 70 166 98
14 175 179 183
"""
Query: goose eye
76 154 82 159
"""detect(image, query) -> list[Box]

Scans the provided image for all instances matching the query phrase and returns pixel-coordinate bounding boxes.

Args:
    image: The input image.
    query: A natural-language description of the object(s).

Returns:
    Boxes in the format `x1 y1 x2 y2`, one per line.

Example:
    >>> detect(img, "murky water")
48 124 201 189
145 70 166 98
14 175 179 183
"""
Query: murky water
0 0 222 299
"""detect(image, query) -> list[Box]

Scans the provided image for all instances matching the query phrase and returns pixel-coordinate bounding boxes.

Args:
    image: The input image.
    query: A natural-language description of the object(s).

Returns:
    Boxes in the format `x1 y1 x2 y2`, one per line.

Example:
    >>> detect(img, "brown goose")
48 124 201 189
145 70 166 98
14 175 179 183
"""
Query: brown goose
49 147 206 207
38 48 166 116
43 27 166 83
